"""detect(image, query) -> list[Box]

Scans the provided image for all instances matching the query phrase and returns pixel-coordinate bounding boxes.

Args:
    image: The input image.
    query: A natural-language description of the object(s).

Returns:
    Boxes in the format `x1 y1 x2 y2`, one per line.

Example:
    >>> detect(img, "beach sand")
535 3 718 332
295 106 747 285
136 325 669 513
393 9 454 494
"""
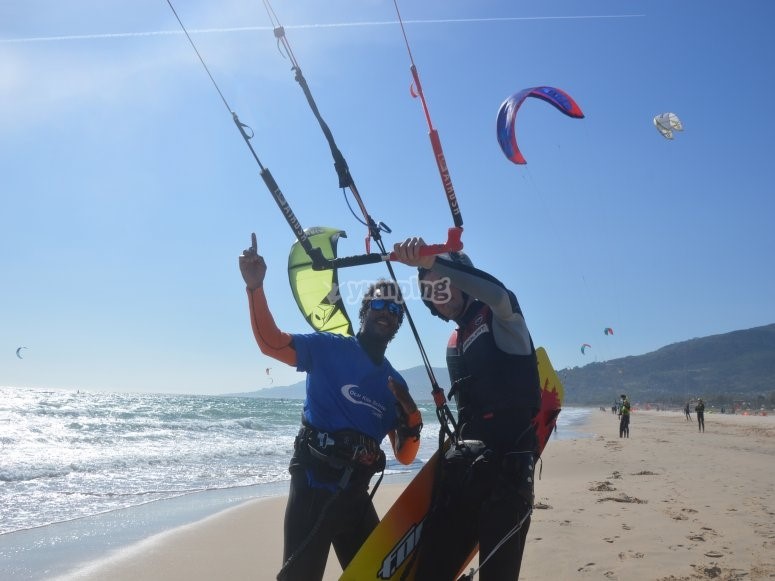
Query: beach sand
57 410 775 580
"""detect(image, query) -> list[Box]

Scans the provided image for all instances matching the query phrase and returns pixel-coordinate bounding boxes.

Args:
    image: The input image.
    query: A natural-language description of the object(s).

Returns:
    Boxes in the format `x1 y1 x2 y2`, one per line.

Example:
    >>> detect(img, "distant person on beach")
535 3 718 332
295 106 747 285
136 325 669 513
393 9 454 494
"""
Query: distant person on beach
619 394 631 438
684 401 692 421
239 234 422 581
695 398 706 432
393 239 541 581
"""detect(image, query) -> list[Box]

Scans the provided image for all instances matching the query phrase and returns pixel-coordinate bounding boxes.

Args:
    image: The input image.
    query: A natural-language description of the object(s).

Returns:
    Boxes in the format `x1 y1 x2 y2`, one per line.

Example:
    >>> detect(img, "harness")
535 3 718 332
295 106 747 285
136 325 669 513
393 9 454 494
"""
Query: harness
296 422 386 477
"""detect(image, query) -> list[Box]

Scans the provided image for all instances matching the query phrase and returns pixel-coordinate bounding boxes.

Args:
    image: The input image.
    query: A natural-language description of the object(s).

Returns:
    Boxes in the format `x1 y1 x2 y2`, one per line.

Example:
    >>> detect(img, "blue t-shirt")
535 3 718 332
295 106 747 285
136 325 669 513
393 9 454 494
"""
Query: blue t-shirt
292 332 405 442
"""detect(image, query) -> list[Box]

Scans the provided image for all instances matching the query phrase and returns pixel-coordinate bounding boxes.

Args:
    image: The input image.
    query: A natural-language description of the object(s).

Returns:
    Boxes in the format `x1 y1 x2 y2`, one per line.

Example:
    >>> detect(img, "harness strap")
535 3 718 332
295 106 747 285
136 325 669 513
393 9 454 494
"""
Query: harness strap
297 424 386 473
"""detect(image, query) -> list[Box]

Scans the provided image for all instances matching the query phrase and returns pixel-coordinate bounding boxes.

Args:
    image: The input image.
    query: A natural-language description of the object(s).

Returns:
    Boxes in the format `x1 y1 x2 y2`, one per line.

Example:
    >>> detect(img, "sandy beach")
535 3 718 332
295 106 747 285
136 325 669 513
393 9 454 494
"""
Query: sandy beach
56 409 775 581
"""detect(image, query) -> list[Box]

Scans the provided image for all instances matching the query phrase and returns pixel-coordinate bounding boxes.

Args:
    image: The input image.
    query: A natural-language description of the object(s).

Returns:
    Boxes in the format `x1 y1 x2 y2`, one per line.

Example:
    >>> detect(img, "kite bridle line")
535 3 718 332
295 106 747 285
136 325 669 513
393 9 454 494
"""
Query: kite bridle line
261 0 460 436
392 0 463 230
164 0 455 272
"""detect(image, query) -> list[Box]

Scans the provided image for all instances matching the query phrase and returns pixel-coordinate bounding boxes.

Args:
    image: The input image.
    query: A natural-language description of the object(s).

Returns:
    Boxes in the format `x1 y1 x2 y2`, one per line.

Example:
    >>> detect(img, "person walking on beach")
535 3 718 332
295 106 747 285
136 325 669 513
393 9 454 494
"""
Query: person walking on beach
393 239 541 581
684 401 692 421
239 234 423 581
619 394 631 438
695 398 706 432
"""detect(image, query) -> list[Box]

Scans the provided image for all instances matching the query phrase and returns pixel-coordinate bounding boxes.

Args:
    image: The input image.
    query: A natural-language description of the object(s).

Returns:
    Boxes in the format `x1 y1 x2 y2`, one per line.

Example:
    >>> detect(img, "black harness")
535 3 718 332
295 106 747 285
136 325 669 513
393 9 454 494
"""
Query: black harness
295 422 386 478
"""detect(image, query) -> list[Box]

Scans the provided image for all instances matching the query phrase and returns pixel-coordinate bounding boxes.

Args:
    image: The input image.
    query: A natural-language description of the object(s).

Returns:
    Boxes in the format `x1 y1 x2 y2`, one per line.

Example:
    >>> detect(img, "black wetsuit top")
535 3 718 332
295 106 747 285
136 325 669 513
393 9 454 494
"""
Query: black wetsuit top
413 257 541 581
434 257 541 449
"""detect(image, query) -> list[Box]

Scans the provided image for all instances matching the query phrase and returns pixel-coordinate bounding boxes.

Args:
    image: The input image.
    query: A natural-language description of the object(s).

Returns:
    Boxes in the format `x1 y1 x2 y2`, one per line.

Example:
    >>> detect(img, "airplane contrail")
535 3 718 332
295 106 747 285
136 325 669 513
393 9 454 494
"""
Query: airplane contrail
1 14 644 44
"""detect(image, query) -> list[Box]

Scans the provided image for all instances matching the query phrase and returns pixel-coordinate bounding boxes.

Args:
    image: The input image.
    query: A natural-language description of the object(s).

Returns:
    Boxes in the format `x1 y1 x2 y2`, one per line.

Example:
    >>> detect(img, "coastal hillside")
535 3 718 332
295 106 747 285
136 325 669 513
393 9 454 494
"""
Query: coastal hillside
560 323 775 406
234 324 775 407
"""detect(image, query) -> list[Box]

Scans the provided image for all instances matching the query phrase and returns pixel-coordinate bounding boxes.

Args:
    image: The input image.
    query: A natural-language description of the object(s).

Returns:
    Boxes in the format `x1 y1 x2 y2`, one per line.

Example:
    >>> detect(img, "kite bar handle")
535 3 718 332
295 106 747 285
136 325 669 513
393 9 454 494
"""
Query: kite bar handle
387 226 463 261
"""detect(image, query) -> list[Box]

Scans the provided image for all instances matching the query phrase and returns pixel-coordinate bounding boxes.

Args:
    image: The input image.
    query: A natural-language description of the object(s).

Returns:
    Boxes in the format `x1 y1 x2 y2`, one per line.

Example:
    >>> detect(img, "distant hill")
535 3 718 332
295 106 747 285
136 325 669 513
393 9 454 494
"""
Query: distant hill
560 323 775 406
229 323 775 408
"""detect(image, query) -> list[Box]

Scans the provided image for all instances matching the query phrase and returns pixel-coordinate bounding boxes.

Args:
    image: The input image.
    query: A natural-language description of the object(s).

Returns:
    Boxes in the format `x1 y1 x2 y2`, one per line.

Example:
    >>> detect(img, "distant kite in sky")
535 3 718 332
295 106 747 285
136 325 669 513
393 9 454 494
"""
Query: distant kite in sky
653 112 683 140
266 367 273 385
581 343 592 355
496 85 585 164
16 346 28 359
604 327 614 336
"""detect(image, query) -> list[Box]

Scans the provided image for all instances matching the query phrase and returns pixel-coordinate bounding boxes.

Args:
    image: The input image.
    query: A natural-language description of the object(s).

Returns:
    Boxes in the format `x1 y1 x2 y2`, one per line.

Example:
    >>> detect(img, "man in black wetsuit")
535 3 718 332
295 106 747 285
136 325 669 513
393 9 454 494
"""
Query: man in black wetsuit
619 394 631 438
394 238 541 581
695 398 706 432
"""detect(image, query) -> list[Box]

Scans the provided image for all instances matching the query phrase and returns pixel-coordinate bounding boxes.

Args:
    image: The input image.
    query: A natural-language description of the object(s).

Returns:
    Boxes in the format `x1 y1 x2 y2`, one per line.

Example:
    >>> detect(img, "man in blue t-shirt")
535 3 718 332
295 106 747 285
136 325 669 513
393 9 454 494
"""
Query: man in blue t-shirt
239 233 422 581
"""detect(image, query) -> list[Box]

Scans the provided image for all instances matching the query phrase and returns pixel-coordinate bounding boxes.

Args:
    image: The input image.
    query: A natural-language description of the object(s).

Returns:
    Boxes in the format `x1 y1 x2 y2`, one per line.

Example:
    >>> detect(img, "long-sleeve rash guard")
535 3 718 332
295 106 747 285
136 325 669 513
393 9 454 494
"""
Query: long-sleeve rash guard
246 287 420 465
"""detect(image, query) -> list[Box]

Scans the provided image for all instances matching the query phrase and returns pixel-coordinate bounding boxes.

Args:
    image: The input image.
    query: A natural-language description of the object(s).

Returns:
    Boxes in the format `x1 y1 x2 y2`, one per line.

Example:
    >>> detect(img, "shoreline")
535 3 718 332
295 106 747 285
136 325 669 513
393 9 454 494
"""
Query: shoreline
0 471 417 581
8 408 775 580
3 409 590 580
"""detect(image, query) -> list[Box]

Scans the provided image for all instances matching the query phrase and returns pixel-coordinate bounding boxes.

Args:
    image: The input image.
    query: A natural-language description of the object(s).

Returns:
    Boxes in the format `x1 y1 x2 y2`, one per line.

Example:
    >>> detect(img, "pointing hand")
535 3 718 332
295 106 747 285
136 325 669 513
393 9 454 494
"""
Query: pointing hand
239 233 267 290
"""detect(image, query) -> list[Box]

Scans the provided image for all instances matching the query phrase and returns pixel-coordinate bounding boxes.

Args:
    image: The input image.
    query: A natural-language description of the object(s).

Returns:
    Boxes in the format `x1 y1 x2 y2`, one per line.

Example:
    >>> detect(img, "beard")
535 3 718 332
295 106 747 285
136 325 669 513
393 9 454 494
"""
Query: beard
357 317 399 364
361 315 399 344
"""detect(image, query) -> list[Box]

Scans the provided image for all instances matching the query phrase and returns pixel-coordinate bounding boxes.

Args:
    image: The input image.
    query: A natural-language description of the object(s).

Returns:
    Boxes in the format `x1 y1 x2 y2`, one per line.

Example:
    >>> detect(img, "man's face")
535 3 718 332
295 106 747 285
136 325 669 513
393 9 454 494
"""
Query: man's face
361 298 402 342
420 270 467 321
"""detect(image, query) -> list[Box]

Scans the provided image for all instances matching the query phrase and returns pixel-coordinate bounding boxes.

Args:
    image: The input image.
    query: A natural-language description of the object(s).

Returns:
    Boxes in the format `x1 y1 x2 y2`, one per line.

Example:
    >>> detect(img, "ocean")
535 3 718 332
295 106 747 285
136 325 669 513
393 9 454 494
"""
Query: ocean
0 386 591 579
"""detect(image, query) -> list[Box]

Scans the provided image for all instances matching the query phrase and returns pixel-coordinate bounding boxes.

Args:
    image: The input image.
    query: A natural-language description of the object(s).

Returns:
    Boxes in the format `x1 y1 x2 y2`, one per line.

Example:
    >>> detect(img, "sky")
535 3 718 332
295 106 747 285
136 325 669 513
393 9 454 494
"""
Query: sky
2 0 774 395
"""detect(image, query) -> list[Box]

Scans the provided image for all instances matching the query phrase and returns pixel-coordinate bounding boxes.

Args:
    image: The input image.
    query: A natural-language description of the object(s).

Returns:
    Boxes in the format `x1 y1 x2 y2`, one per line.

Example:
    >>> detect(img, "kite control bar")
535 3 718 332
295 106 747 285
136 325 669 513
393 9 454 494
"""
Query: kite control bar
313 226 463 270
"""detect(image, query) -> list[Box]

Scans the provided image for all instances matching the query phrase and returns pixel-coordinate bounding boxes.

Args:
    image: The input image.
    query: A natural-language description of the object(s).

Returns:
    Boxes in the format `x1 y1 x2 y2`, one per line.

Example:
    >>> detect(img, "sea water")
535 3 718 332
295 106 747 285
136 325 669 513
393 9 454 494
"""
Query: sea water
0 386 589 578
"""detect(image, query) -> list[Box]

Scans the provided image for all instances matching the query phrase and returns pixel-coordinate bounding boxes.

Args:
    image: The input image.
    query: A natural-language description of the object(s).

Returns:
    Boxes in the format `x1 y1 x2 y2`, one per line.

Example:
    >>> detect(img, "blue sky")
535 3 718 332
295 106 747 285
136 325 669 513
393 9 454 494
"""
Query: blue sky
2 0 774 394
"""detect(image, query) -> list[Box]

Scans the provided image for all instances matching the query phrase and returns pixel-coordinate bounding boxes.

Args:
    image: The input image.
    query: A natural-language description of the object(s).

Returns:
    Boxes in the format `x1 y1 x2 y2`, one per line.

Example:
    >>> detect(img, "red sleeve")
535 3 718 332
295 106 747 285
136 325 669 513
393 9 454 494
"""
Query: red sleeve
246 287 297 367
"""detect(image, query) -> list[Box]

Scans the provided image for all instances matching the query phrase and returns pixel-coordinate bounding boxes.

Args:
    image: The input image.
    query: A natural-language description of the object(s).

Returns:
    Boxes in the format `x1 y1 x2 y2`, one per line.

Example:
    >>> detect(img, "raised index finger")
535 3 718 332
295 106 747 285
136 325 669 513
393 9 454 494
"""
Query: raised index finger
251 233 257 253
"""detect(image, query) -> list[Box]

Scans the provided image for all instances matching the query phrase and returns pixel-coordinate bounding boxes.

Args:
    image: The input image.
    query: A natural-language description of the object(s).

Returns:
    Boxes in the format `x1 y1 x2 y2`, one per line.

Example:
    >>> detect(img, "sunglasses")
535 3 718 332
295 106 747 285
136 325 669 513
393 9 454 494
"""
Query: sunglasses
370 299 402 315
